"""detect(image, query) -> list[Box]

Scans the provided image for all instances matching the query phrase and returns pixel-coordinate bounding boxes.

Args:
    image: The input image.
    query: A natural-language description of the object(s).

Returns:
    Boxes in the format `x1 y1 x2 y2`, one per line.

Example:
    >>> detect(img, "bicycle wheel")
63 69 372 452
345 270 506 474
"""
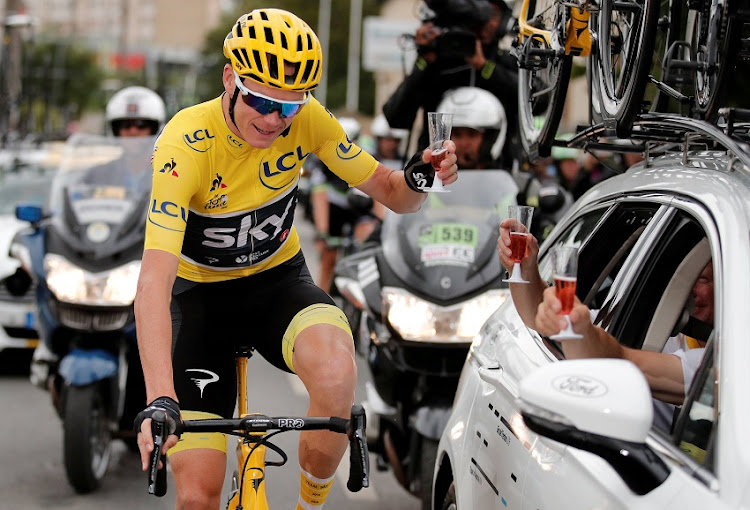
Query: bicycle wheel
589 0 661 137
687 0 743 119
517 0 573 161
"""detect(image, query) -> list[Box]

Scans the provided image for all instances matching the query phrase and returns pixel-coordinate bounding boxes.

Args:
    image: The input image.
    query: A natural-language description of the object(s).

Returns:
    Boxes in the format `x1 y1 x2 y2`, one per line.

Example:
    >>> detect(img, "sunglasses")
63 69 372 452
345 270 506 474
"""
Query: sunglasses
233 72 309 119
114 118 153 130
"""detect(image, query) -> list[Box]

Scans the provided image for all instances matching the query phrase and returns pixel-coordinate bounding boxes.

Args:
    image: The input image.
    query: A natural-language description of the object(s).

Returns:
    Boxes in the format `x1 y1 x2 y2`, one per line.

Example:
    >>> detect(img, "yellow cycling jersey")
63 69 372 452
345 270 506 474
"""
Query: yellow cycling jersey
145 96 378 282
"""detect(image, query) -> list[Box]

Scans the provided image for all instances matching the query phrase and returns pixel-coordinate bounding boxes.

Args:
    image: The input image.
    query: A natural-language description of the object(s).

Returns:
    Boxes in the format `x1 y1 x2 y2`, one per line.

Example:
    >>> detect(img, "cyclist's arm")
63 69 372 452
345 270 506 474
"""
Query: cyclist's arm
356 162 427 214
135 249 180 402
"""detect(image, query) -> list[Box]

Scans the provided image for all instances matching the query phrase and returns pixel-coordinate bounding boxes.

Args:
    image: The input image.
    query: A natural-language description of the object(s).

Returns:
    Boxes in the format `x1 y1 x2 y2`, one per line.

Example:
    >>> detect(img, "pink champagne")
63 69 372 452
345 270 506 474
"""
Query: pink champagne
431 148 447 172
555 276 577 314
509 232 529 263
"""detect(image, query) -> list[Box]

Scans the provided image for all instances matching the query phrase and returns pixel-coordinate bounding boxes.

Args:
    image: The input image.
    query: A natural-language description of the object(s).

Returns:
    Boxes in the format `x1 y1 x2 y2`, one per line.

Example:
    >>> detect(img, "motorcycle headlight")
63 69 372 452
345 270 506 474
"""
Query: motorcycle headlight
44 254 141 306
381 286 509 343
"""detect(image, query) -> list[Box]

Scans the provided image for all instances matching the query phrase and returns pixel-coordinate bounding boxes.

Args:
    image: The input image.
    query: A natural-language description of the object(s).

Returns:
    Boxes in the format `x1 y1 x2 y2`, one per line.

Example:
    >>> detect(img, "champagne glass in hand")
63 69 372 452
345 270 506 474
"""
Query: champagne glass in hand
550 246 583 340
423 112 453 192
502 205 534 283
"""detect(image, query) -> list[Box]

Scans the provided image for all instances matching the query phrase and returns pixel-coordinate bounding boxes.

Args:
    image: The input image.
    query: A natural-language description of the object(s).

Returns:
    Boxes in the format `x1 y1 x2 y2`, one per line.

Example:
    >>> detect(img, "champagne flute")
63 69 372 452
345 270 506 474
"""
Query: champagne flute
549 246 583 340
502 205 534 283
423 112 452 193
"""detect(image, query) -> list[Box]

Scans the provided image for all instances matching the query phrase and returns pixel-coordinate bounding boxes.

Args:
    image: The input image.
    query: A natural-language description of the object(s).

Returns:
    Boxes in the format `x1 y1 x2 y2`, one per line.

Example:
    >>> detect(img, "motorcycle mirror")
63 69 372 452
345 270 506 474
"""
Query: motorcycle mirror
16 204 44 224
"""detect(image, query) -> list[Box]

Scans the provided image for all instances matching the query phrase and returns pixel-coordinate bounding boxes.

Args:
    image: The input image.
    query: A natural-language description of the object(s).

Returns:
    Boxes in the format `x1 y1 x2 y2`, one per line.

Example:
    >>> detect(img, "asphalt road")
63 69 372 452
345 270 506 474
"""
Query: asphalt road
0 210 418 510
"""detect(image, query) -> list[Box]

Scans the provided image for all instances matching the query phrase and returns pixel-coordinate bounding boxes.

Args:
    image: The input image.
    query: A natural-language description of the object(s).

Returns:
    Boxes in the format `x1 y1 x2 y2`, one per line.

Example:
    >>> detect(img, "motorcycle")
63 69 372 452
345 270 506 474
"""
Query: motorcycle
12 133 153 493
334 170 519 510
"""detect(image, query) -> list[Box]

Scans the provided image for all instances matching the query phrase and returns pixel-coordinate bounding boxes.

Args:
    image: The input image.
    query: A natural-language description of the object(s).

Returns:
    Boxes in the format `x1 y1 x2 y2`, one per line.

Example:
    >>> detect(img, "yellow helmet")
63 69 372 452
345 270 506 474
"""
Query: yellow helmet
223 9 323 92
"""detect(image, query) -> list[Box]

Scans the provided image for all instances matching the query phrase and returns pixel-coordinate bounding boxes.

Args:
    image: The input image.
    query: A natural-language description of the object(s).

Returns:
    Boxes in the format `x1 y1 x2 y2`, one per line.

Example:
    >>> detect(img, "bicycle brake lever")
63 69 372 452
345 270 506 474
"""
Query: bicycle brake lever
148 410 168 497
346 404 370 492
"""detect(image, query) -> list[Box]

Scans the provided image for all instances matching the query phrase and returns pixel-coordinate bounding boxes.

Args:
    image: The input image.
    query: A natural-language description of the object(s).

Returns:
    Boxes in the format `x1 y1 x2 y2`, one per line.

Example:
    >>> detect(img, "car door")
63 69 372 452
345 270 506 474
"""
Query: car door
522 199 730 509
458 205 613 510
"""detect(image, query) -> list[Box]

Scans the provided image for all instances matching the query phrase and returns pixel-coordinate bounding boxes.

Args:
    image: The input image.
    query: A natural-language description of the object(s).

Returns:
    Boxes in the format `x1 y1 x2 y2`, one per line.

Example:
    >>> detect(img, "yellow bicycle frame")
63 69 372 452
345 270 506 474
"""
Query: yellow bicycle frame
226 356 271 510
517 0 593 57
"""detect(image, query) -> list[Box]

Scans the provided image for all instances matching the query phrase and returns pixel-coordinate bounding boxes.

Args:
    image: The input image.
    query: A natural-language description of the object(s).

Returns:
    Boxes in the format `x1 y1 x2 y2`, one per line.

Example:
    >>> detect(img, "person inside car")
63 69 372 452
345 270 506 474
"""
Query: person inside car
496 222 713 413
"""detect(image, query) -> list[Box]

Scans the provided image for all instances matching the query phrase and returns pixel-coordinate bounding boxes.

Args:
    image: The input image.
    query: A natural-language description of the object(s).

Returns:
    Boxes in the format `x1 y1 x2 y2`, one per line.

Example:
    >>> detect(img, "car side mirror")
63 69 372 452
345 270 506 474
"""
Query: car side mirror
16 203 44 224
518 359 670 495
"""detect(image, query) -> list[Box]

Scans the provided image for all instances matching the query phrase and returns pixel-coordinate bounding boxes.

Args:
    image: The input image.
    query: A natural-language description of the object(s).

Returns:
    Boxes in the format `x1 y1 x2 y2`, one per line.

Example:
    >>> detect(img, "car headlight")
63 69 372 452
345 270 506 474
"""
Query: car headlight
44 254 141 306
381 286 509 343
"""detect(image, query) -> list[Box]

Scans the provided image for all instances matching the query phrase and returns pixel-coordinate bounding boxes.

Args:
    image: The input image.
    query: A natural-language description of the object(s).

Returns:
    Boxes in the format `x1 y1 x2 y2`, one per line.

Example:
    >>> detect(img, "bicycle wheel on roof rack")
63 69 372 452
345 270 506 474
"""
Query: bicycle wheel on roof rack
589 0 660 137
687 0 744 119
517 0 573 162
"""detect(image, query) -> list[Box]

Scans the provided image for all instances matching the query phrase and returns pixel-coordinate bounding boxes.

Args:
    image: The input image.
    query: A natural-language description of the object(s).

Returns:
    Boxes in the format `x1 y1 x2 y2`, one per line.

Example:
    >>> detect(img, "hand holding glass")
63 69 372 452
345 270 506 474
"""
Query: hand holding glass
502 205 534 283
424 112 452 193
550 246 583 340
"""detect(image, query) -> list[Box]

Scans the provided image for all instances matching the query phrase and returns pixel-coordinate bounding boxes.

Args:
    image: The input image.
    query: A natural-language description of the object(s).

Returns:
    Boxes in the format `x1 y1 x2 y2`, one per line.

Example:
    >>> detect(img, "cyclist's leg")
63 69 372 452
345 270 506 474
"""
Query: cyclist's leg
251 256 355 508
169 280 238 510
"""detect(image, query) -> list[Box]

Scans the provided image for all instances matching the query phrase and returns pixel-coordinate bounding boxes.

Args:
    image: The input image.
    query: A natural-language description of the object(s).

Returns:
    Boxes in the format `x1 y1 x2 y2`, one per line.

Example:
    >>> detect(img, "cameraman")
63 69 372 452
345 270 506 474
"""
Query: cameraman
382 0 520 165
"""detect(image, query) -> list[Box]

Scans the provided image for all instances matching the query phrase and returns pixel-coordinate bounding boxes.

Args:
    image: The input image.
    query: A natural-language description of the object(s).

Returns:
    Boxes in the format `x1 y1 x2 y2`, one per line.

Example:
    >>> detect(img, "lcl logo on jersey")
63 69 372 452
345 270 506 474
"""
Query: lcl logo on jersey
227 133 244 148
183 128 215 153
150 200 188 222
259 146 310 190
336 136 362 160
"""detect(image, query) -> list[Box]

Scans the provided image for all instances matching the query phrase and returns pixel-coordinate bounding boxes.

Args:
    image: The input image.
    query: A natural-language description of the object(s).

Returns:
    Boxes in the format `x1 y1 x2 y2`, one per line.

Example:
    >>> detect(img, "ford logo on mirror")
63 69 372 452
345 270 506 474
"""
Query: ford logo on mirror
552 375 608 398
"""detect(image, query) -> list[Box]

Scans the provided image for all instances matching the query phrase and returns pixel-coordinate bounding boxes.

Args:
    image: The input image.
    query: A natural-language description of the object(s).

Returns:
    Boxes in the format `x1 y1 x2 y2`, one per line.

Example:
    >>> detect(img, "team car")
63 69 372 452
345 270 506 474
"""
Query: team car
433 115 750 509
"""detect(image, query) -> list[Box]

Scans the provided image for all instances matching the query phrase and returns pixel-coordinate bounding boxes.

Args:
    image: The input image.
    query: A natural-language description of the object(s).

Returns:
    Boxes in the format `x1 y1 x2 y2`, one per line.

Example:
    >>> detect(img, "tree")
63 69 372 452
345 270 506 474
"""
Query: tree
195 0 379 114
20 40 103 139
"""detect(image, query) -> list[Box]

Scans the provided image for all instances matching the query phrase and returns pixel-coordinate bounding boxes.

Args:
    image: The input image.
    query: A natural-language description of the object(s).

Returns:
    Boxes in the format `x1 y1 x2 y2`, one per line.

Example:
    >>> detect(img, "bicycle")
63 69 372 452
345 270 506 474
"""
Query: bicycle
145 347 370 509
513 0 661 158
649 0 749 120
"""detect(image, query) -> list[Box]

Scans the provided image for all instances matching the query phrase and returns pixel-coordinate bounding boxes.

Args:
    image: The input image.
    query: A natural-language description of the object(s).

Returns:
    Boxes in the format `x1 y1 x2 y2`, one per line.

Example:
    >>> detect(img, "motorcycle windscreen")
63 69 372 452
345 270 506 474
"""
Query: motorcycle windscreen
381 170 519 301
47 134 155 256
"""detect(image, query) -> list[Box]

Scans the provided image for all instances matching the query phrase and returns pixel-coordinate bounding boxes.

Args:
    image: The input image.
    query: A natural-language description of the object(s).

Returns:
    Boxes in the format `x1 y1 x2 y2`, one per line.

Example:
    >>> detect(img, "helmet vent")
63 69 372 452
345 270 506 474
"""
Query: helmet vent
285 61 300 85
259 11 269 21
239 48 251 69
235 21 242 37
232 48 248 69
280 32 288 50
300 60 313 83
268 54 279 80
248 26 256 39
252 50 264 73
264 26 274 44
306 33 313 50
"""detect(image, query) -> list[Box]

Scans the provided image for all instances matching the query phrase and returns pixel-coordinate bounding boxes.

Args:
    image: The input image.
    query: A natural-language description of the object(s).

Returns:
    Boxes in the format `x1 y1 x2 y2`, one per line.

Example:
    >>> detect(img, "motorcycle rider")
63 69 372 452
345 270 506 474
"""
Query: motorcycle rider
105 86 166 137
435 86 571 241
29 86 166 388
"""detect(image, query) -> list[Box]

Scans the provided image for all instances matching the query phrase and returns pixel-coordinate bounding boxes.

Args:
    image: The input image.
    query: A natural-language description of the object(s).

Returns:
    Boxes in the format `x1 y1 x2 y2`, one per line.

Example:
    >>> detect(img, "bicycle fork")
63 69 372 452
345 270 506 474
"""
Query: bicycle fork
565 7 593 56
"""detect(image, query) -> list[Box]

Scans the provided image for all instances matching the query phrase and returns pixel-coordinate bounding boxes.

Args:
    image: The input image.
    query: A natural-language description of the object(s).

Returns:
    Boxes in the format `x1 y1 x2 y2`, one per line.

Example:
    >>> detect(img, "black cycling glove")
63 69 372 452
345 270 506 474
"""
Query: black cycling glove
134 396 182 436
403 151 433 193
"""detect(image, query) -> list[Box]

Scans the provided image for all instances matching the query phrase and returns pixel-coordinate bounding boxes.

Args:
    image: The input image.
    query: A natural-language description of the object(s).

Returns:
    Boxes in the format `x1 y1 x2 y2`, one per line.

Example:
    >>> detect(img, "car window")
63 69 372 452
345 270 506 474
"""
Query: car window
539 206 609 280
541 203 660 313
672 344 717 471
611 212 707 349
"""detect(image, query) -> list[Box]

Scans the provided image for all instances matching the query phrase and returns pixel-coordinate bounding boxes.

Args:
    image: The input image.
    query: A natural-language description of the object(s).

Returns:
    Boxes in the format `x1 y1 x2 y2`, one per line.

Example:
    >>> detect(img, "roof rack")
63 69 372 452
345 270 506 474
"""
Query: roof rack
563 111 750 170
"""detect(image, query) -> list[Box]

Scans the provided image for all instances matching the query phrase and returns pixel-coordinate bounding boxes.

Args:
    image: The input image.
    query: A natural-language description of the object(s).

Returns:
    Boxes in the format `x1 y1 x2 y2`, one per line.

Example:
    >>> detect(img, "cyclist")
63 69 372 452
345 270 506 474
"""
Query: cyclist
132 8 457 510
308 117 385 293
105 86 166 137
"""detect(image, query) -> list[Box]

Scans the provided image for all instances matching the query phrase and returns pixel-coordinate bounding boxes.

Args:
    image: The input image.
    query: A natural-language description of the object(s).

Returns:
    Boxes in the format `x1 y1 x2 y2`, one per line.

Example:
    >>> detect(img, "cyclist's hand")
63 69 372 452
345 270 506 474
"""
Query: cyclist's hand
134 396 182 471
498 218 539 272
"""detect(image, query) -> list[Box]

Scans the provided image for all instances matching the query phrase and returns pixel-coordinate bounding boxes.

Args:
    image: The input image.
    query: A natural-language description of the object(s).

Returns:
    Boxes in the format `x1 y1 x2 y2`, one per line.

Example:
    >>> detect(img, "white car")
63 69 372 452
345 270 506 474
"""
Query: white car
433 126 750 508
0 155 57 355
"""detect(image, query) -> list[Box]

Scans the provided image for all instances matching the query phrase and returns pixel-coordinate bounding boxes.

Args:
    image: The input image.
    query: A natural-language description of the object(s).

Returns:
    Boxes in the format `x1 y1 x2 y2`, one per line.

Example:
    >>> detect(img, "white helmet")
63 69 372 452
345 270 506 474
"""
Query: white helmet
105 86 166 136
437 87 507 161
371 114 408 140
338 117 362 142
